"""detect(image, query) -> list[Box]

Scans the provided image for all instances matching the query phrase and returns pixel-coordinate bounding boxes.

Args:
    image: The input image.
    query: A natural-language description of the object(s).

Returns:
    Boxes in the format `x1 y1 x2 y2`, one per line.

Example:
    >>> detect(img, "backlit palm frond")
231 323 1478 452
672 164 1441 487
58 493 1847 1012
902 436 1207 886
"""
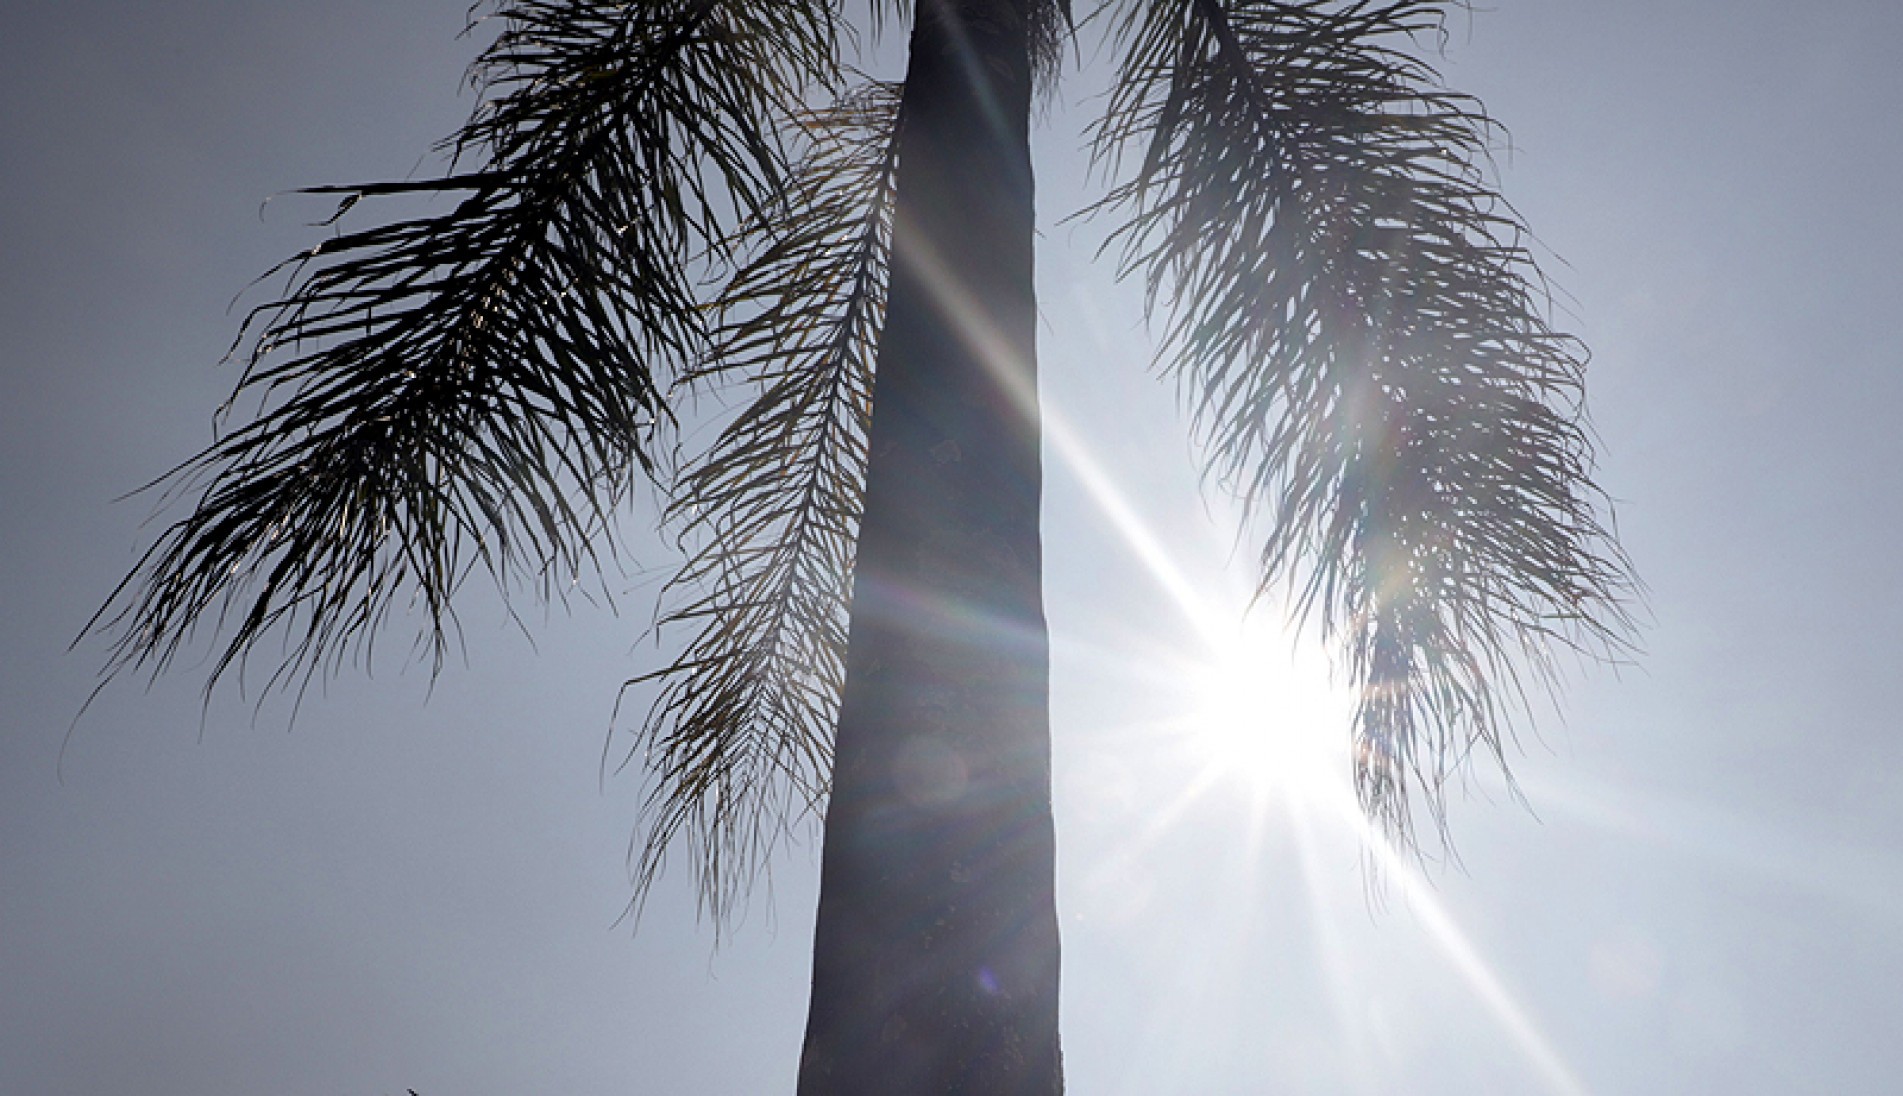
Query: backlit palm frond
627 83 902 924
861 1 1074 87
88 0 841 696
1032 0 1079 81
1095 0 1638 847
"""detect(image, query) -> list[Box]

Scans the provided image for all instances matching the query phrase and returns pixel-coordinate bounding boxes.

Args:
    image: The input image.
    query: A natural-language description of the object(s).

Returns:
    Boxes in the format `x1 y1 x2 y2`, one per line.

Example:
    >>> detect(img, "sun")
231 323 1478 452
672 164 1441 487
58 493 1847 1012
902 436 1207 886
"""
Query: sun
1181 618 1356 804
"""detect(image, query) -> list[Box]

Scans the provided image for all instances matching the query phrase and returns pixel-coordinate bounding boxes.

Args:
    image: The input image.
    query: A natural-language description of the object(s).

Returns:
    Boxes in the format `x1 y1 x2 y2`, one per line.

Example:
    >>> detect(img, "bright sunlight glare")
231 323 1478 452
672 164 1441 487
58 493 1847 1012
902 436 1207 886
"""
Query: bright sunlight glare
1038 390 1358 806
1044 386 1588 1094
1180 617 1357 802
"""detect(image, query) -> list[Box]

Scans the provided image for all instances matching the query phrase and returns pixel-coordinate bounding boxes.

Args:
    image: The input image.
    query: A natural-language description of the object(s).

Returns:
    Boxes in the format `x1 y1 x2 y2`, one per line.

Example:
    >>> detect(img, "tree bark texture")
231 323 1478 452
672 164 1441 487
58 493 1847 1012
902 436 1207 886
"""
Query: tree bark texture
797 1 1061 1092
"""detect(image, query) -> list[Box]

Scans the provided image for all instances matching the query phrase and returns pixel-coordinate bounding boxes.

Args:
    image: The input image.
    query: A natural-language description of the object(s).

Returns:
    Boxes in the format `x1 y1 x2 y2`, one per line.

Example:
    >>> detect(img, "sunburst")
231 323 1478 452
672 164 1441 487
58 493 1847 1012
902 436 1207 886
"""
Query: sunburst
1180 616 1355 804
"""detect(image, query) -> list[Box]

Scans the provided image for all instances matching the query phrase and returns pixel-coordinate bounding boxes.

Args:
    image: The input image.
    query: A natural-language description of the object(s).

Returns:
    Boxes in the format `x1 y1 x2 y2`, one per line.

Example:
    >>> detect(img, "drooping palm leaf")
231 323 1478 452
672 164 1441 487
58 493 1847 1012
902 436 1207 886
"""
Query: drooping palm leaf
1094 0 1638 845
89 0 841 695
627 83 903 922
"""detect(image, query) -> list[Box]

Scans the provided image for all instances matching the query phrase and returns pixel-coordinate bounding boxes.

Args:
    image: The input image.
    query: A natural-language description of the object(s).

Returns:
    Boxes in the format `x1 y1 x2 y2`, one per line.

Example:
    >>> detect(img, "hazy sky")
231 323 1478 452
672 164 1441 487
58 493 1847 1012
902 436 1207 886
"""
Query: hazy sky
5 2 1902 1094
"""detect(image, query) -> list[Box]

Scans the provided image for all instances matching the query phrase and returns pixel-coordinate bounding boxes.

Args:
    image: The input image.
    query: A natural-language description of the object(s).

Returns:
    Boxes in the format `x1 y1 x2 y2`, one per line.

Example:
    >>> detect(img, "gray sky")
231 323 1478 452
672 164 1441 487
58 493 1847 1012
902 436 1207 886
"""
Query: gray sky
5 2 1901 1093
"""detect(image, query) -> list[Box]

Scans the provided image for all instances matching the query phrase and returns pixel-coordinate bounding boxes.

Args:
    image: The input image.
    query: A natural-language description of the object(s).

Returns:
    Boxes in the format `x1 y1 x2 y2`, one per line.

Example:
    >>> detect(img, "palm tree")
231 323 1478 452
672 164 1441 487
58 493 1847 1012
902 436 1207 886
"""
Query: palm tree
91 1 1635 1092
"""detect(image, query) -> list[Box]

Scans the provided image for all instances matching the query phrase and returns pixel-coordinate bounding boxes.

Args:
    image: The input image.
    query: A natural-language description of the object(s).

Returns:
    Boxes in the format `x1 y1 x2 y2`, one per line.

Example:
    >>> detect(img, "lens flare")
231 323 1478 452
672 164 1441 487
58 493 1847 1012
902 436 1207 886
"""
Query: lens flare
1042 383 1590 1094
1181 620 1355 801
908 223 1591 1094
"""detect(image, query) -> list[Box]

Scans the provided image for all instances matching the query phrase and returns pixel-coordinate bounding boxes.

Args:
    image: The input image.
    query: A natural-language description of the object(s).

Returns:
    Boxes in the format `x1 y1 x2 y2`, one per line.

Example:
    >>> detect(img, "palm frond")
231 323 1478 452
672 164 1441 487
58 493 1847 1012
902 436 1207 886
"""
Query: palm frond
626 82 903 924
863 2 1074 87
1032 0 1080 81
87 0 842 696
1093 0 1638 847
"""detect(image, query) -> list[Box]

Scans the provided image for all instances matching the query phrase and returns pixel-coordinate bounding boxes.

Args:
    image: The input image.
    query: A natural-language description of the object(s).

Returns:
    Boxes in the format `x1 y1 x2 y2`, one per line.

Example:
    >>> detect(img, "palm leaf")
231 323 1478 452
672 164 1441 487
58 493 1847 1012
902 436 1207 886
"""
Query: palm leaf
88 0 842 696
862 1 1075 86
1093 0 1639 846
626 82 903 923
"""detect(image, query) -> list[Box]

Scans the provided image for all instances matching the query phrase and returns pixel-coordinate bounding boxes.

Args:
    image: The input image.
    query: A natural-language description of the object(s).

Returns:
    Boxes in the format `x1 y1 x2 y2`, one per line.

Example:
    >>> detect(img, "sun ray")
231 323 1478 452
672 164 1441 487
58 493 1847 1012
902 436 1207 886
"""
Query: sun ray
1040 370 1595 1095
1521 769 1903 932
1290 800 1386 1095
906 186 1594 1090
1082 753 1232 884
1337 798 1595 1096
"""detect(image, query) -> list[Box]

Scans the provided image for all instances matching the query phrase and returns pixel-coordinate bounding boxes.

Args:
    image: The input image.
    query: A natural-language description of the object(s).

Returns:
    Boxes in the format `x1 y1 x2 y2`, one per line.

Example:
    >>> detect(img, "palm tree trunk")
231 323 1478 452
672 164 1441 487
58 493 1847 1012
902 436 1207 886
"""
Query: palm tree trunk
796 1 1060 1092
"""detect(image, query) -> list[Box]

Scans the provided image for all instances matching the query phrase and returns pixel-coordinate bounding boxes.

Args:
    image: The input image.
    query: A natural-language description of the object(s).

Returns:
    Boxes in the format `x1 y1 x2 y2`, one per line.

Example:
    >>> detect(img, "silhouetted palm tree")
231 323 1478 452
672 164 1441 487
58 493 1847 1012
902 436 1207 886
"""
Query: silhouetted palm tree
92 1 1635 1091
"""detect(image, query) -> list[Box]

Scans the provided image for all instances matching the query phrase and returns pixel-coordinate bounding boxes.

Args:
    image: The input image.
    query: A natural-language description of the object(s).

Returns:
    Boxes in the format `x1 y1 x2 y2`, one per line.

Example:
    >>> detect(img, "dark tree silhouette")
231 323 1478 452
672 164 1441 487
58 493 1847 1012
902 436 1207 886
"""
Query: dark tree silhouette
91 2 1636 1092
